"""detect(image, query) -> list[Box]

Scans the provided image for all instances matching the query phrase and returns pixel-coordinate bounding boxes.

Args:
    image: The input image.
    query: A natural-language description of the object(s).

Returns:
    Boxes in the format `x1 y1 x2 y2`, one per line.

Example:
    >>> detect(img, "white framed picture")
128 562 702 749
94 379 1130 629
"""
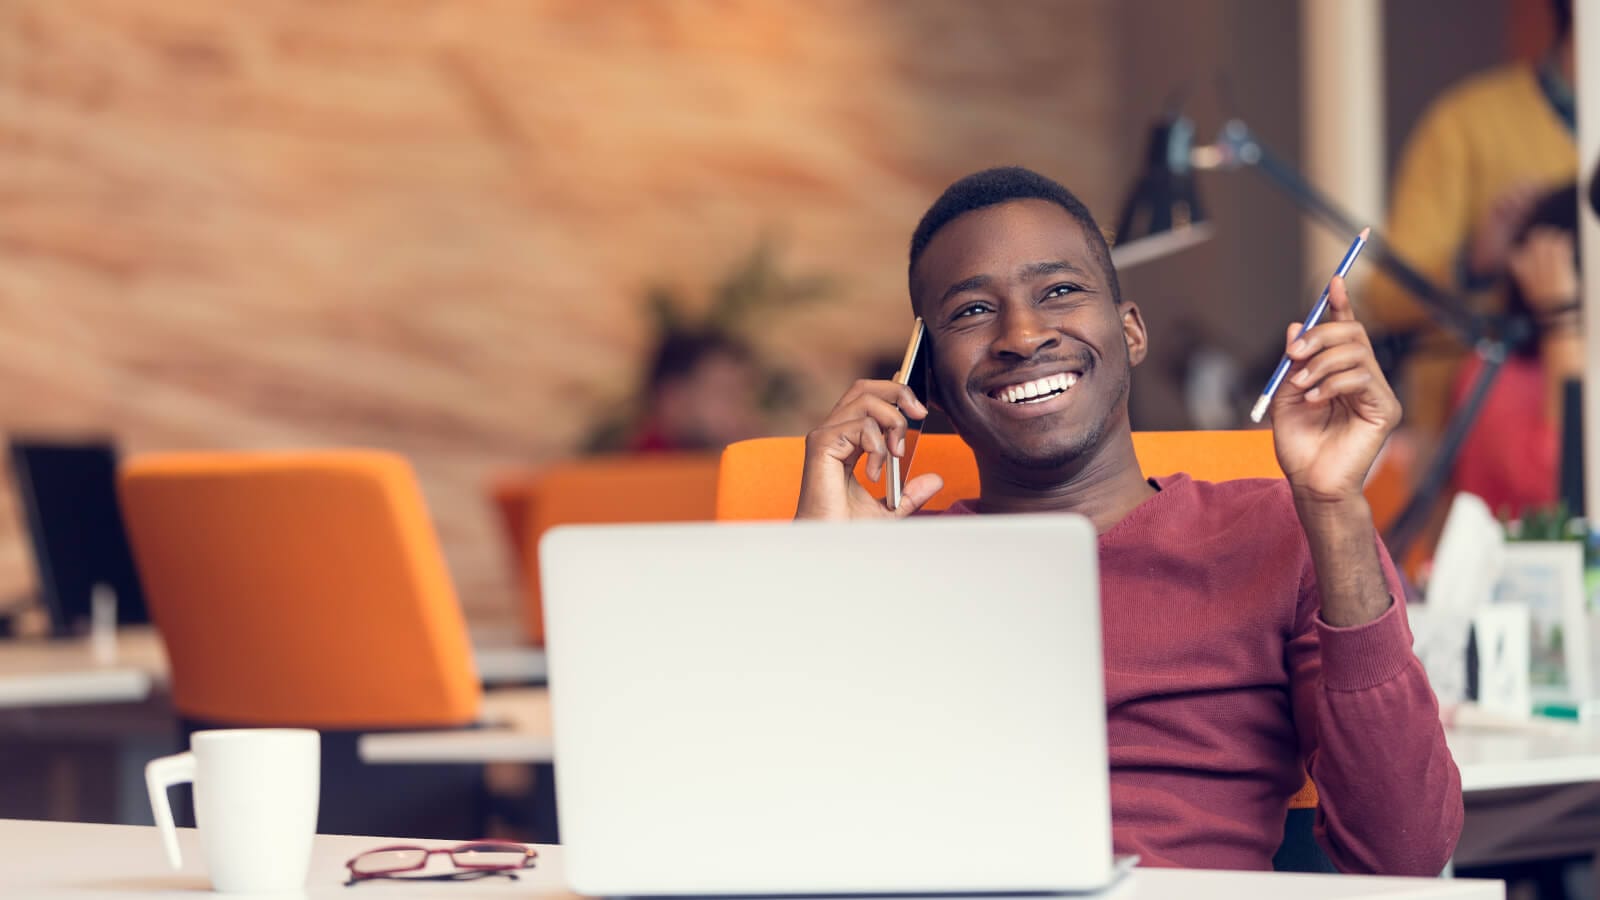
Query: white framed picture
1495 541 1590 703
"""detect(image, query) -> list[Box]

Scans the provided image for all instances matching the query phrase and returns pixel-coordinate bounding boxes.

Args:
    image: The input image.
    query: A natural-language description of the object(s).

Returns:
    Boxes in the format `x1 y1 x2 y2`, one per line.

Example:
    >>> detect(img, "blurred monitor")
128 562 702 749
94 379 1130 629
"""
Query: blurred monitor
1559 379 1584 520
9 438 149 636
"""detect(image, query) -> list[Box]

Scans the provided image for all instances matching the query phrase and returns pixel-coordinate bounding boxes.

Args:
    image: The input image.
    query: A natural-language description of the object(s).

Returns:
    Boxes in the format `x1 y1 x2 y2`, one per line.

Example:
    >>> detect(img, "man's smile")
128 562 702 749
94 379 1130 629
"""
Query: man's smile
990 370 1080 404
977 364 1089 419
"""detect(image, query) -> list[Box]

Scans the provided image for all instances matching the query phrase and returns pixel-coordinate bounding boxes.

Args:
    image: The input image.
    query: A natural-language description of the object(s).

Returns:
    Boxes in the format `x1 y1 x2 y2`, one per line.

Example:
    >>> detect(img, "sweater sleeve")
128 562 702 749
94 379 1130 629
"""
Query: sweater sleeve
1287 540 1464 875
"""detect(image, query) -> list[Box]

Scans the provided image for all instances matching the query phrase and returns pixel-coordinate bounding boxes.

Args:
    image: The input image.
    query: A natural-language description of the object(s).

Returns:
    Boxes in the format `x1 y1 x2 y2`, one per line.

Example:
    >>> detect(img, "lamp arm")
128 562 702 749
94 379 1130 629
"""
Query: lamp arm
1382 341 1509 561
1204 120 1484 346
1196 119 1518 564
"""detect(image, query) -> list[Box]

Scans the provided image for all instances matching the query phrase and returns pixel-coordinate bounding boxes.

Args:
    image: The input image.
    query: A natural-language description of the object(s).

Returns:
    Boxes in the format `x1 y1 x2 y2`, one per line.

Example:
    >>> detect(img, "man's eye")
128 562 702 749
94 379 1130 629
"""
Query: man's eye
1043 283 1083 300
952 303 991 319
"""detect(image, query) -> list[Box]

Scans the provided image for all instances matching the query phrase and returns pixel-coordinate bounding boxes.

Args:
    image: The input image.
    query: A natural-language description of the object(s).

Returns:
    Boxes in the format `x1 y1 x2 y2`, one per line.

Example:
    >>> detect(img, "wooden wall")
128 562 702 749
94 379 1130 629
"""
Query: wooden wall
0 1 1122 616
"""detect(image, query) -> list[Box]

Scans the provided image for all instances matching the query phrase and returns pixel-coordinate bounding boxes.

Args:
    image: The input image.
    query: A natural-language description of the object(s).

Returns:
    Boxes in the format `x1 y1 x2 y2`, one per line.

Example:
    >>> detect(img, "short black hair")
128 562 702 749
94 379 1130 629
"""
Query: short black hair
907 166 1121 306
1506 181 1581 357
645 328 751 392
1589 157 1599 221
1551 0 1572 40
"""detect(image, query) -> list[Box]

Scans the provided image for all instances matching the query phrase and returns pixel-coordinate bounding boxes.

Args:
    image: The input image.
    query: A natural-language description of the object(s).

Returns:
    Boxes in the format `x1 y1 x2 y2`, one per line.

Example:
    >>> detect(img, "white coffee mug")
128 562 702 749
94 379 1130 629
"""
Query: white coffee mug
146 729 320 894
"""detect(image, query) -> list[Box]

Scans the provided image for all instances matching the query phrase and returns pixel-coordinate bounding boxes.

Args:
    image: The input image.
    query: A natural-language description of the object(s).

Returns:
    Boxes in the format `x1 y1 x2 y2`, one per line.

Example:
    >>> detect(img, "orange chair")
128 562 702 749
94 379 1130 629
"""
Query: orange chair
491 454 722 645
120 449 484 836
715 430 1326 861
717 430 1283 520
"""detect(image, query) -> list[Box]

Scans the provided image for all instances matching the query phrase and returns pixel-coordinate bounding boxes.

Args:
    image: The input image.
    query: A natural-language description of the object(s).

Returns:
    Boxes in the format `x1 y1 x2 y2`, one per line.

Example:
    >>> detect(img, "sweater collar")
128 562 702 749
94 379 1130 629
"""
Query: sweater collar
943 472 1192 539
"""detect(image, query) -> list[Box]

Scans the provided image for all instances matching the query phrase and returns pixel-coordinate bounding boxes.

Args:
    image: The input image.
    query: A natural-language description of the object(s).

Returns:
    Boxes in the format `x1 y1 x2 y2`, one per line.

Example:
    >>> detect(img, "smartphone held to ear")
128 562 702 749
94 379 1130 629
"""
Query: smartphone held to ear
887 317 931 510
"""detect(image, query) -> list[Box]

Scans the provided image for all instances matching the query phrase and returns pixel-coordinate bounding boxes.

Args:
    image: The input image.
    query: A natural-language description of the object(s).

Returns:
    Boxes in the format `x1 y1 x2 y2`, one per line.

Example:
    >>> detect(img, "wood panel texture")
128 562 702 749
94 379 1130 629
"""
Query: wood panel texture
0 1 1118 614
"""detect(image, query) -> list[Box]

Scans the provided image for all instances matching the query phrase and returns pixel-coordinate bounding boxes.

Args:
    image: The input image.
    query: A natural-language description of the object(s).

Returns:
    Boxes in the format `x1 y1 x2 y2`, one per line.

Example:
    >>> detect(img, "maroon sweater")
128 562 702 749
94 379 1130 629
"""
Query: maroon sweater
942 474 1463 874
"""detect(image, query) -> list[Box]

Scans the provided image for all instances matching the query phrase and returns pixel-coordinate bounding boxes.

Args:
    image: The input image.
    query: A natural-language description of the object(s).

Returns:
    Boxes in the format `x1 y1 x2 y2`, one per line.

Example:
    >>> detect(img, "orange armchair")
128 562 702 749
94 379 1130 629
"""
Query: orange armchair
715 430 1322 819
119 449 489 838
490 453 722 645
717 430 1283 520
120 450 480 729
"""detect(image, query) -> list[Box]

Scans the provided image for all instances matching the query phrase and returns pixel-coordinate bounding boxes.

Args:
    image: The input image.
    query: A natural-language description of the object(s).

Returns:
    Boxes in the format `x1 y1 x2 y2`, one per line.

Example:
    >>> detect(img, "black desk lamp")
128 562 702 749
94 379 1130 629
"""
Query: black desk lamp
1113 116 1215 269
1116 115 1526 562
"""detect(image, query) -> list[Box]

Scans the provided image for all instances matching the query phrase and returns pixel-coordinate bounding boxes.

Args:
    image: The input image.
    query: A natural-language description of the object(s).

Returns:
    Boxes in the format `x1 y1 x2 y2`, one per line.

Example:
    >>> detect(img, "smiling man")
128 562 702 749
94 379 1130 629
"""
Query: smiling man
796 168 1462 873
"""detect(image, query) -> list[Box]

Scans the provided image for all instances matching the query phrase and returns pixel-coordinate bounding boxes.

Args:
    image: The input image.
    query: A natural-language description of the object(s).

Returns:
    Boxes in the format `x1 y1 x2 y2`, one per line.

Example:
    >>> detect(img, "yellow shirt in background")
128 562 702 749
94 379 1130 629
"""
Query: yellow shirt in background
1362 63 1576 435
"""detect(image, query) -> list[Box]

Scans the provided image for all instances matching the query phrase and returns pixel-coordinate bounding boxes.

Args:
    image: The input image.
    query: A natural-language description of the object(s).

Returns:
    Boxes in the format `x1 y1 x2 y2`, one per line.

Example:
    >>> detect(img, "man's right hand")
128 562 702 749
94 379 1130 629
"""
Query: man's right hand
795 379 945 520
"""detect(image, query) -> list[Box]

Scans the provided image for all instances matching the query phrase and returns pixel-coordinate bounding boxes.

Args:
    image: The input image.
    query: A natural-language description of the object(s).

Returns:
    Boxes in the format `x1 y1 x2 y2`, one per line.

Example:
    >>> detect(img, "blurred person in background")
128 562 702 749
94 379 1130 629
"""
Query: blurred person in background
626 329 764 453
1449 179 1585 520
1364 0 1577 442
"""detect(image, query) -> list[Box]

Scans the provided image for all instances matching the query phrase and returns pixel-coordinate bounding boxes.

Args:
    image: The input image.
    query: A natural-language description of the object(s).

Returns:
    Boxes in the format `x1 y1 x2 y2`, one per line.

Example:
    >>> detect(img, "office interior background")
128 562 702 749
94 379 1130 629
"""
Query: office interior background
3 0 1581 623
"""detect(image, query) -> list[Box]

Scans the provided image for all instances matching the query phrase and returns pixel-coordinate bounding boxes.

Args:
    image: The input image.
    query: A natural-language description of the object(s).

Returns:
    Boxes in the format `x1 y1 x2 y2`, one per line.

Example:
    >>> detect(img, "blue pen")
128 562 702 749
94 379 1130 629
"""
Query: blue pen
1249 227 1371 423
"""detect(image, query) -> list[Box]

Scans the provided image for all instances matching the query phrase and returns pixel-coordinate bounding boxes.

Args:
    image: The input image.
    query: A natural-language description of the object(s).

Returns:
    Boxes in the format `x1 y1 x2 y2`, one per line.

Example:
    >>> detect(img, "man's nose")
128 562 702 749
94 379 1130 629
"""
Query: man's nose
992 304 1059 360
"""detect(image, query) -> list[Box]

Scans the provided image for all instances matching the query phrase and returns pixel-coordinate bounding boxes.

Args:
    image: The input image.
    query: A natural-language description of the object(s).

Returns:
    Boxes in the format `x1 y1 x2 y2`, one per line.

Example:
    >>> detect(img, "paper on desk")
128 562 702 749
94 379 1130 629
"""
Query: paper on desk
1412 493 1505 707
1426 492 1505 616
1473 604 1531 719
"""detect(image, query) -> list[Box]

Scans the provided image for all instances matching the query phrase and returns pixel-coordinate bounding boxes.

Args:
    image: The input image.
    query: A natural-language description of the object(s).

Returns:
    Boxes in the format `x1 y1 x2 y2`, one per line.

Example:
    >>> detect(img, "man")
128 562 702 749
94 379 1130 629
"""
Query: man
797 167 1462 873
1365 0 1576 438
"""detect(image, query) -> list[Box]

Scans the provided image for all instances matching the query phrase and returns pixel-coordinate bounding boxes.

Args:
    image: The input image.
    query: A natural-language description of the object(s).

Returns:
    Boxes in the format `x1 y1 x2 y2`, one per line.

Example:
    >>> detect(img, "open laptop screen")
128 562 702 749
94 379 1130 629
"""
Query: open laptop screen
9 439 149 635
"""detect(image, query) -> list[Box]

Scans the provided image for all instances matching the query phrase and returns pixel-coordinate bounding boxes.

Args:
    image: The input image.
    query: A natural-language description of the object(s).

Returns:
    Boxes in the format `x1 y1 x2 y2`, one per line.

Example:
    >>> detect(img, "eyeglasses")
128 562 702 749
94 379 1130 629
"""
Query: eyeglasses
344 841 537 886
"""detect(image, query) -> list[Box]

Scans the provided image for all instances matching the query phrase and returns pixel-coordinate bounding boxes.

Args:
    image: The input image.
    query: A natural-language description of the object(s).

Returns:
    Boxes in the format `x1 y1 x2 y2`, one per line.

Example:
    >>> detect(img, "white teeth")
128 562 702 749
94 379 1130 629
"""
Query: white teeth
999 372 1082 403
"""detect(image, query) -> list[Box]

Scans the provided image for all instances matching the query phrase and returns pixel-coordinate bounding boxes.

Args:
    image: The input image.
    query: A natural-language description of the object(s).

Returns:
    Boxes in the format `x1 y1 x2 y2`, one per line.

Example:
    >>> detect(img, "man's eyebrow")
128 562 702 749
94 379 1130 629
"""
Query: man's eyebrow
1018 259 1085 280
936 274 991 310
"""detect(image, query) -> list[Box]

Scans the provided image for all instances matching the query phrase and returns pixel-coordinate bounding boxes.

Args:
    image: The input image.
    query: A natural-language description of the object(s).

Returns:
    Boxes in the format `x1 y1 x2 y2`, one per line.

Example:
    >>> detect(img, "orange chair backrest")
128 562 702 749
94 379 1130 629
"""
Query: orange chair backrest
119 450 481 728
497 454 722 645
717 430 1316 806
716 431 1282 520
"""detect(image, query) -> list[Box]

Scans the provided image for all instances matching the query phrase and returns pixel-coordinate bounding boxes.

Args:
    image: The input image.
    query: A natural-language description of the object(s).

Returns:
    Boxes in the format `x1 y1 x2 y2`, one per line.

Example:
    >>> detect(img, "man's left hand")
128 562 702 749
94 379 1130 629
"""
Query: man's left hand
1269 276 1401 508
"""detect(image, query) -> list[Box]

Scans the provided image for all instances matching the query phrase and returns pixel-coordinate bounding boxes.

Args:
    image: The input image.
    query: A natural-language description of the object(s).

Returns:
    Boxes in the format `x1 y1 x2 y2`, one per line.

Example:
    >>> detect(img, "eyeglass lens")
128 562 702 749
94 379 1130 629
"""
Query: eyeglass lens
349 842 533 878
450 843 532 869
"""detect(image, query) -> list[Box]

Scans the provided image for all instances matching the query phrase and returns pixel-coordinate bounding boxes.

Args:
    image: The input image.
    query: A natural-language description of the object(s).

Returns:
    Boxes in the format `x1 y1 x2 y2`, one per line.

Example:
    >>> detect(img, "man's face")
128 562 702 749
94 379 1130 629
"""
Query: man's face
911 199 1146 478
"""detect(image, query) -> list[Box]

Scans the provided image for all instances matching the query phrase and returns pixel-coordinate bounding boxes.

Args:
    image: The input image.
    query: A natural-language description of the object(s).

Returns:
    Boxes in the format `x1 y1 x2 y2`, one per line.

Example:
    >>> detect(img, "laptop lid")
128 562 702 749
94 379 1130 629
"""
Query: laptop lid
9 439 150 635
541 515 1111 896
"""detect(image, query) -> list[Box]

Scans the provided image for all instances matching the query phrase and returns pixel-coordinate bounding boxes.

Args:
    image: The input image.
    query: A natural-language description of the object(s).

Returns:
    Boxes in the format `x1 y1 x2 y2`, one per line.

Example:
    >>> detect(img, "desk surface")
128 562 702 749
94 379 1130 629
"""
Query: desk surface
361 702 1600 799
1447 726 1600 793
0 819 1499 899
0 625 546 710
0 628 166 709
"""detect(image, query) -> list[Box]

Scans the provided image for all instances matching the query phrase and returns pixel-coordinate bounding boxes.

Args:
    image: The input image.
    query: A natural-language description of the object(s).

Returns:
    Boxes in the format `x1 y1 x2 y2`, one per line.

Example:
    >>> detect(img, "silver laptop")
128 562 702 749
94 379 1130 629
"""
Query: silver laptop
541 515 1121 896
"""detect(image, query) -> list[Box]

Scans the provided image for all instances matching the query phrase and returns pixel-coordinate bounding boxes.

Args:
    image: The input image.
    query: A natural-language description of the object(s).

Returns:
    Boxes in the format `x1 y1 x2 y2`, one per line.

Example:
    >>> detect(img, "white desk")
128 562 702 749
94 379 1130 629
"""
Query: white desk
1445 726 1600 867
360 688 554 763
355 716 1600 871
357 706 1600 789
0 629 167 709
0 625 547 709
1447 727 1600 793
0 818 1500 899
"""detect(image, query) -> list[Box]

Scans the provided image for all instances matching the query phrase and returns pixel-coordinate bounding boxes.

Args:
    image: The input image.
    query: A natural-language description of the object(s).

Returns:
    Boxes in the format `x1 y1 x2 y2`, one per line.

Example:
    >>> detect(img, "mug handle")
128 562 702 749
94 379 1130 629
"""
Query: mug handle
145 751 196 869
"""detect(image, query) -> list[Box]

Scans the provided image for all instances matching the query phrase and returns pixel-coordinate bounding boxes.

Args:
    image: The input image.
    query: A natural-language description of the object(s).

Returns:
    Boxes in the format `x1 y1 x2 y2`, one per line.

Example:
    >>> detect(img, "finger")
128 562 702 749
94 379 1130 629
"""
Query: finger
1287 320 1372 360
1289 343 1371 393
1303 368 1391 411
832 379 928 423
823 394 914 458
1285 322 1303 348
1325 276 1355 322
806 415 888 480
892 473 946 518
855 418 890 482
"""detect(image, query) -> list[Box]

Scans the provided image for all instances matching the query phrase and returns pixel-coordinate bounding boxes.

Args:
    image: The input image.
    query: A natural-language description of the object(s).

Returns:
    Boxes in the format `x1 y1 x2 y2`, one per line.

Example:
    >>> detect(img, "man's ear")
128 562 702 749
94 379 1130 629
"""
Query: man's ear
1120 301 1148 367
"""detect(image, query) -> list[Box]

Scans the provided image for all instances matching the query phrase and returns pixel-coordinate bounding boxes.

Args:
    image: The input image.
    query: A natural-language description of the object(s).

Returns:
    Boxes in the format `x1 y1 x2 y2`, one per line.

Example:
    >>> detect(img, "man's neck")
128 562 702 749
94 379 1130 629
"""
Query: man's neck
973 431 1157 533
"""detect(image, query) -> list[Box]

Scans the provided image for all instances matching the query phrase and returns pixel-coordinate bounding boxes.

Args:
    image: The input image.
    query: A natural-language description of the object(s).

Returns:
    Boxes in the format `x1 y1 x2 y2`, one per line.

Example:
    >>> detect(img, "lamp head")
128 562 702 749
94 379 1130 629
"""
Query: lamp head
1111 115 1213 271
